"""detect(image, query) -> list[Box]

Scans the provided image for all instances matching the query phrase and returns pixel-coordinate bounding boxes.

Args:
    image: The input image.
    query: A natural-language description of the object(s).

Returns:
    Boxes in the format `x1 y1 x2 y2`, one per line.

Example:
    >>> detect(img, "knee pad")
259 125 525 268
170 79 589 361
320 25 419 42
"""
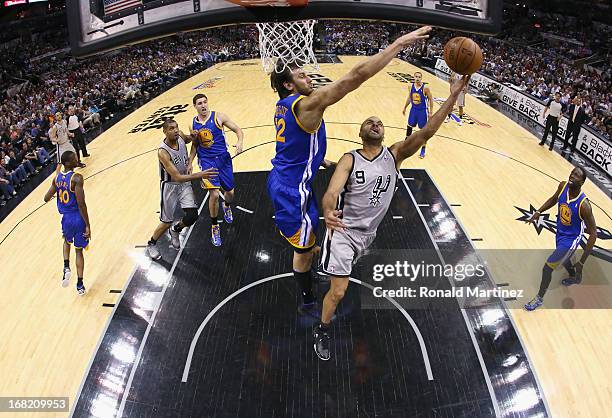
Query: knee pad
183 208 199 226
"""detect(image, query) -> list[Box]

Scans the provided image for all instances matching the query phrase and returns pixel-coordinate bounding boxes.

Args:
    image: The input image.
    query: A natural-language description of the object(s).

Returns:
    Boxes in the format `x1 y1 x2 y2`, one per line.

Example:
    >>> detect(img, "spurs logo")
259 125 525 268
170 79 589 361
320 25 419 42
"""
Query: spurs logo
515 205 612 263
369 175 391 207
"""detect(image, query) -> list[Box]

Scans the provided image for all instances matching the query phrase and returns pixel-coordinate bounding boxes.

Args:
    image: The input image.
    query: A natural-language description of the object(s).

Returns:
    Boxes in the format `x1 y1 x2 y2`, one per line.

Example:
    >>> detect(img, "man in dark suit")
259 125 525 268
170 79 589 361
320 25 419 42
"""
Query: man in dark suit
562 97 587 153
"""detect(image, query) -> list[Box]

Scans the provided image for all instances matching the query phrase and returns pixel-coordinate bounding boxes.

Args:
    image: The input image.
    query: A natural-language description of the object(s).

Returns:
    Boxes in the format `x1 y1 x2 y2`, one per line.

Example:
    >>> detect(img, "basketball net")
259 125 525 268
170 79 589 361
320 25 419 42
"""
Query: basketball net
255 20 319 74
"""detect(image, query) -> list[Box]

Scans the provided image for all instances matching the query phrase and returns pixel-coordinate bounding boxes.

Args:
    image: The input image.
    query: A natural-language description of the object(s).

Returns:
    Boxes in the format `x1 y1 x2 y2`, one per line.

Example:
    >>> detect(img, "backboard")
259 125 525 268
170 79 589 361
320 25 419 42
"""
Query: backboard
67 0 502 57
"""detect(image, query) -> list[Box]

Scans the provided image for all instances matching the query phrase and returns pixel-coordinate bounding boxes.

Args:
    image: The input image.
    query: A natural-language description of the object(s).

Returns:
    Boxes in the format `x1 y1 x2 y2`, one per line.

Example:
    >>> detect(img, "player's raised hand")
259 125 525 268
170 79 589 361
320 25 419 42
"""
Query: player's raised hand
450 75 471 96
397 26 432 47
199 168 218 179
324 209 347 232
526 211 540 224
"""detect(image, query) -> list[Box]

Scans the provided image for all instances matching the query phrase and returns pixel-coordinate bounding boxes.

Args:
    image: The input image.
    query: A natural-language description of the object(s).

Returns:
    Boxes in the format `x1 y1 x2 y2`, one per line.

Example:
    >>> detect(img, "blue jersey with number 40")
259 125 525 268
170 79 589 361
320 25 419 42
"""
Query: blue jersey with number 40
56 171 79 214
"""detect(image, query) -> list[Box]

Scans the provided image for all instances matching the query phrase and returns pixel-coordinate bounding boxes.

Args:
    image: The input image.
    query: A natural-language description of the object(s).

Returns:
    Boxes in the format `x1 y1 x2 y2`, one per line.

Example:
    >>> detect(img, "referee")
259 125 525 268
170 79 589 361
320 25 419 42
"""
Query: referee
68 106 88 167
539 92 563 151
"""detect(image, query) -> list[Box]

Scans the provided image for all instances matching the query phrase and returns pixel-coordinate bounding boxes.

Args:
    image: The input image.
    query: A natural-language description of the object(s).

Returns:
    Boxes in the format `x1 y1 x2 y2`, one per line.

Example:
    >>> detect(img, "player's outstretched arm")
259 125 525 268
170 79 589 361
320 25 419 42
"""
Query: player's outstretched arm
43 179 57 202
158 149 218 183
73 173 91 239
526 181 565 224
322 153 353 232
390 75 469 166
298 26 431 129
217 112 244 155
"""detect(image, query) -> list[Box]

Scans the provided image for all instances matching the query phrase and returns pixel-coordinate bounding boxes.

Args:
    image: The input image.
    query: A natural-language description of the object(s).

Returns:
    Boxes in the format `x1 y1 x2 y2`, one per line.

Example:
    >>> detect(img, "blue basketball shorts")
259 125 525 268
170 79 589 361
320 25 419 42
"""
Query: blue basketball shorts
267 170 318 250
198 152 234 191
408 108 428 129
546 234 582 269
61 211 89 249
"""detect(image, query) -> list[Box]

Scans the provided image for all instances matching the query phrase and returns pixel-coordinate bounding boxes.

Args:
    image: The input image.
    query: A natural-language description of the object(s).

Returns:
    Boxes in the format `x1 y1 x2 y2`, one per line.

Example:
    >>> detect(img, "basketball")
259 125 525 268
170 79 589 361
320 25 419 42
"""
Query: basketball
443 37 483 75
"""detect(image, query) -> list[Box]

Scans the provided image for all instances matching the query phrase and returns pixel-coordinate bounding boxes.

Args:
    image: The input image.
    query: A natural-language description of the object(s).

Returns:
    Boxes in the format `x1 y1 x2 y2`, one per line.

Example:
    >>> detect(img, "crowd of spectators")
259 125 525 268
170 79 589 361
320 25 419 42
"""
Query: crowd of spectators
0 24 259 206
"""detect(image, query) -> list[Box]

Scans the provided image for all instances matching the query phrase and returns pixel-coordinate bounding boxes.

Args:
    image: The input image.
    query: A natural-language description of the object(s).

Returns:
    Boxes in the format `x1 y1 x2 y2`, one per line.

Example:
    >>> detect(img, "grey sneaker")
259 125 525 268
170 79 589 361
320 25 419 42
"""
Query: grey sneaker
169 225 180 250
146 242 161 260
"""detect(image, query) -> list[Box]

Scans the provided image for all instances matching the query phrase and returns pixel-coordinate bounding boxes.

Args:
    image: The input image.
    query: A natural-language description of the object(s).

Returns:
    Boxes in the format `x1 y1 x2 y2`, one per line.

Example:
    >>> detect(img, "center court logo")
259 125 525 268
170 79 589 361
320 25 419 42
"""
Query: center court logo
129 104 190 134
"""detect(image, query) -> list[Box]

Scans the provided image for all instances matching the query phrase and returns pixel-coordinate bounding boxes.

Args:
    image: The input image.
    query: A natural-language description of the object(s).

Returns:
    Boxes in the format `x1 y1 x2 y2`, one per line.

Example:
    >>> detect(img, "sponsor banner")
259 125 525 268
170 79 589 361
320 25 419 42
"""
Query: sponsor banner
434 58 612 177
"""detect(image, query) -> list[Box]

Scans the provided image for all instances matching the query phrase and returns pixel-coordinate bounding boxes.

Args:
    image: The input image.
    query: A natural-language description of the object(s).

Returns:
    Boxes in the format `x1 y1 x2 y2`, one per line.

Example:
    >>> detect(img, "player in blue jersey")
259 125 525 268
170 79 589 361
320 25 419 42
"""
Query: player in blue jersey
524 167 597 311
402 71 433 159
268 26 432 315
189 93 244 247
44 150 91 295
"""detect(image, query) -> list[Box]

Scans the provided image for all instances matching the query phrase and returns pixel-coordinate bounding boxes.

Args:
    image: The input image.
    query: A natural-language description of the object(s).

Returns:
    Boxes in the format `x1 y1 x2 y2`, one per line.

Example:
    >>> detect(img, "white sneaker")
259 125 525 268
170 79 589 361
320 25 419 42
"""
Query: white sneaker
169 225 180 250
444 118 449 123
62 267 71 287
146 242 161 260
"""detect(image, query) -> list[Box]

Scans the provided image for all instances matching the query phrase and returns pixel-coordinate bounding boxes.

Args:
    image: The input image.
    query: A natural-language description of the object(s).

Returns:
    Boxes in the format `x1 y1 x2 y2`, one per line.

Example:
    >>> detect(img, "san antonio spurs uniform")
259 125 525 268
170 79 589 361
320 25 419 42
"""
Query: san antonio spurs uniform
320 147 398 276
159 138 197 223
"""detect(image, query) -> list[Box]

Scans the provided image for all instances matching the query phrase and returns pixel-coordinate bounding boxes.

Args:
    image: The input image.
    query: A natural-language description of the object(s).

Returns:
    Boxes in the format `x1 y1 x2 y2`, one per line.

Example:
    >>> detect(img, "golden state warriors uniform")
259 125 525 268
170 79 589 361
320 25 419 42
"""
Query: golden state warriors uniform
193 111 234 191
55 171 88 249
546 182 587 268
408 83 428 129
268 94 327 249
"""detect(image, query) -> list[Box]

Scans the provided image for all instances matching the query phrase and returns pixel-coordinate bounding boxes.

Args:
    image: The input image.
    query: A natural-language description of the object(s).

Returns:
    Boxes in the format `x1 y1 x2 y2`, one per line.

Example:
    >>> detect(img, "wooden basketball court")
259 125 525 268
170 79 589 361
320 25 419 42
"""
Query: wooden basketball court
0 57 610 417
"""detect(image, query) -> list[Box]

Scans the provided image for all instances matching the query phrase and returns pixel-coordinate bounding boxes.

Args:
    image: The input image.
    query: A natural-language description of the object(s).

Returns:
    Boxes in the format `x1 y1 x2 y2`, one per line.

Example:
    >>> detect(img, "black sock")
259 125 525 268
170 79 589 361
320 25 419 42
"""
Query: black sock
318 321 330 332
211 217 218 225
148 238 157 245
173 224 183 233
563 259 576 277
294 270 314 304
406 126 413 137
77 278 83 286
64 259 69 268
537 265 553 299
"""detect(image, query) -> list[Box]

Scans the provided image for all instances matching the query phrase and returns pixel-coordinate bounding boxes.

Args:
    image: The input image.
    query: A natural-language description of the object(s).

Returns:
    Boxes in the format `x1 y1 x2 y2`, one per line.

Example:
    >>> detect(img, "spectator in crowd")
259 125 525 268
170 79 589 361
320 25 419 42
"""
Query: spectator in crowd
82 103 101 129
0 163 17 205
6 149 33 181
19 142 42 172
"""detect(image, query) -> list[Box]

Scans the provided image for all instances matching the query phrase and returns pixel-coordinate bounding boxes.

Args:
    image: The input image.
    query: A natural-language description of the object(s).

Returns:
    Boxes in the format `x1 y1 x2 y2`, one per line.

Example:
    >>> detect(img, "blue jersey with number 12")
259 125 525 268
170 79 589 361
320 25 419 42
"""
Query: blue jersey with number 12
271 94 326 187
